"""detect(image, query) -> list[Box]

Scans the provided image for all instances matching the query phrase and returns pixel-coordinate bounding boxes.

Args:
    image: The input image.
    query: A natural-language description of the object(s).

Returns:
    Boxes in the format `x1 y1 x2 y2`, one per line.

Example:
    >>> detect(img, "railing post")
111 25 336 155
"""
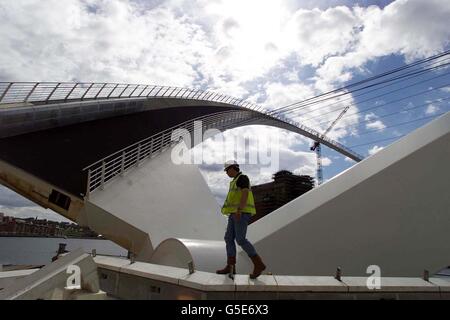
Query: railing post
0 82 13 102
161 87 171 97
95 83 107 99
129 84 140 98
146 86 157 97
180 89 189 98
81 83 95 100
107 84 119 98
45 82 61 103
185 89 194 99
137 144 141 166
190 90 199 99
101 161 106 190
196 90 204 99
174 88 184 97
137 85 148 97
119 84 130 97
167 87 178 97
200 91 208 100
204 92 214 100
153 87 164 97
65 83 78 101
192 90 201 99
149 137 154 157
24 83 39 102
86 169 91 200
121 151 125 175
204 92 213 100
188 89 197 99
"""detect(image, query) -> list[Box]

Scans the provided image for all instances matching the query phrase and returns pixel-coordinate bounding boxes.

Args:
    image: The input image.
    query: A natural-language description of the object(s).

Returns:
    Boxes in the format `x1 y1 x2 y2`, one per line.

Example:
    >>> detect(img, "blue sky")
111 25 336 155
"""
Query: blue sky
0 0 449 219
320 53 450 180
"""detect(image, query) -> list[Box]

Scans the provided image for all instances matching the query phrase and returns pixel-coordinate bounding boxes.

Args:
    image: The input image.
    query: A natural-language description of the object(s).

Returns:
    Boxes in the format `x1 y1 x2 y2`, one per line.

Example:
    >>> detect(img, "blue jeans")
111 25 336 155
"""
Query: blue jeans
225 213 257 258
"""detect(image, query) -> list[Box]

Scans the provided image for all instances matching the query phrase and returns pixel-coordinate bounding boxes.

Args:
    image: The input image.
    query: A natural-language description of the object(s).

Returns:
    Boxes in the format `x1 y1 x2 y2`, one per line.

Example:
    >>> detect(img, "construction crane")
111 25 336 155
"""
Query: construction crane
310 105 350 185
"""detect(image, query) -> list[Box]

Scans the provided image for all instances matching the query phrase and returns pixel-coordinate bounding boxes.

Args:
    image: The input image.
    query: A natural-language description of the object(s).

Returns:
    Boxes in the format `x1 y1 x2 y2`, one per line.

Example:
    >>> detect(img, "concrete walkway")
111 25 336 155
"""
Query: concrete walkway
94 256 450 300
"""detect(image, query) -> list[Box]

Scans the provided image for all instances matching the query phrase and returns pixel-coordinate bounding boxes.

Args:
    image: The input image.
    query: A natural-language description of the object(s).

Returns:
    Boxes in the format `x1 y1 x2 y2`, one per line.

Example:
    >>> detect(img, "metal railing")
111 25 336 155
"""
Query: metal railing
83 110 258 197
0 82 261 110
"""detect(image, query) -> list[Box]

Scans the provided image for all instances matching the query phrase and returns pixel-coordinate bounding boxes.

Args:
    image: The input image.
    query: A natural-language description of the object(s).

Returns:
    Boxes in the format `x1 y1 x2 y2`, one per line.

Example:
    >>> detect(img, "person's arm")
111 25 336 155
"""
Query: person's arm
238 189 249 211
235 188 249 221
235 175 250 221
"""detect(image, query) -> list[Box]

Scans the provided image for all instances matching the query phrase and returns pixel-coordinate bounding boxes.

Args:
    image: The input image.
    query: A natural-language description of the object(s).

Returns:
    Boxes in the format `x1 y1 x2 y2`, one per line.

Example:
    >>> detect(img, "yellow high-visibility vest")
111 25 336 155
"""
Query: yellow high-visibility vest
221 173 256 216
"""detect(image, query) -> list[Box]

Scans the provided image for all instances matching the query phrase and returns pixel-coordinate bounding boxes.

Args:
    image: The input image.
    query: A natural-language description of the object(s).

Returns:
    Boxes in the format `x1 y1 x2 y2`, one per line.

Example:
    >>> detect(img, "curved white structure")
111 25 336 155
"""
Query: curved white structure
150 239 227 273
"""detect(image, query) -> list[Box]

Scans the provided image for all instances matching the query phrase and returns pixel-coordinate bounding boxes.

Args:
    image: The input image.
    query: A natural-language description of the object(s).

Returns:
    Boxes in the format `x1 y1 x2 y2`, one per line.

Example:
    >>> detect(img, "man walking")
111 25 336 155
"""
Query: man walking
216 160 266 279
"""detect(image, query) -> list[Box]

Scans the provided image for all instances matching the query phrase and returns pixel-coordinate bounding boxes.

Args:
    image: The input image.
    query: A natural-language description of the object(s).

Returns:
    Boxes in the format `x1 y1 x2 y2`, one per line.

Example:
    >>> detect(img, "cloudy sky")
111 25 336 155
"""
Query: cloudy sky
0 0 449 221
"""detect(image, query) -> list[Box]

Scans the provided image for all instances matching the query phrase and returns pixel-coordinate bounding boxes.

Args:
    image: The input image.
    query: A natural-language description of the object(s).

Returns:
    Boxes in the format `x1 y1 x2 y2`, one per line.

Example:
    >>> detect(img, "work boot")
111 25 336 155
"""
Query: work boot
250 255 266 279
216 256 236 274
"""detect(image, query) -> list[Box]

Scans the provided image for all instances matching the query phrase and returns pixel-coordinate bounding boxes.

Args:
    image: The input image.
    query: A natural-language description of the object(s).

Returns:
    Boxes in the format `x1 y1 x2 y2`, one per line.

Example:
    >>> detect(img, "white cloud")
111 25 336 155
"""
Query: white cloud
0 0 211 86
314 0 450 88
1 0 448 96
262 82 316 110
286 6 361 67
321 157 332 167
357 0 450 60
425 103 439 115
200 0 291 87
364 113 377 121
363 112 386 131
368 145 384 155
366 120 386 131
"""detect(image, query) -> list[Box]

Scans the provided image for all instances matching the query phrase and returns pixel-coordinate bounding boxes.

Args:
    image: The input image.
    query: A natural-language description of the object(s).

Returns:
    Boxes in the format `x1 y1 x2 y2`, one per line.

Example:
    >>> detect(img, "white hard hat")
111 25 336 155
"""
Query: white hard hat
224 160 239 171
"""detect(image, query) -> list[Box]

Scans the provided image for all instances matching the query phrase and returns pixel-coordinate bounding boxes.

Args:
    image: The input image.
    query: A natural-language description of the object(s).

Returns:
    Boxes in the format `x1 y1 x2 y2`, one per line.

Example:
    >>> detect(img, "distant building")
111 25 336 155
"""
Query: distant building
250 170 314 224
0 214 99 238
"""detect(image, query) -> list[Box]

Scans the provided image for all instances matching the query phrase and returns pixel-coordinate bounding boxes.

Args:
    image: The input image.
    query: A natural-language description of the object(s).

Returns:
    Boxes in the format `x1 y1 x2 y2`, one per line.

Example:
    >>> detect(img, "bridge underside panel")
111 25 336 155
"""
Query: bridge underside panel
0 105 237 197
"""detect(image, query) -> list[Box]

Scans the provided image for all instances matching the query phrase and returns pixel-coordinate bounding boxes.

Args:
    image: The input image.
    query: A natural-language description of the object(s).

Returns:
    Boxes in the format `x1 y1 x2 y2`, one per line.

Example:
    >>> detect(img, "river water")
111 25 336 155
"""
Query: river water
0 237 127 266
